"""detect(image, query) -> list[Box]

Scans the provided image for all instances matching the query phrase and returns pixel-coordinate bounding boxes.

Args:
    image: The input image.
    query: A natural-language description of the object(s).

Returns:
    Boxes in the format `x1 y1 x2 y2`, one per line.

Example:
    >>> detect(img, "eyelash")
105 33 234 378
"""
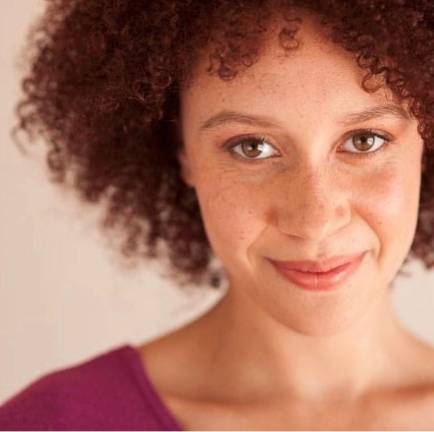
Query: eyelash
223 129 394 163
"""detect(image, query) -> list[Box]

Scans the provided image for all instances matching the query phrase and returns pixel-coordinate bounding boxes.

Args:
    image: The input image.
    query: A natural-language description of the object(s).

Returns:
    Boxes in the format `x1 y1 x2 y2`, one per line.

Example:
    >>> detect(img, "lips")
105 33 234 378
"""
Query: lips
271 252 365 273
270 251 366 291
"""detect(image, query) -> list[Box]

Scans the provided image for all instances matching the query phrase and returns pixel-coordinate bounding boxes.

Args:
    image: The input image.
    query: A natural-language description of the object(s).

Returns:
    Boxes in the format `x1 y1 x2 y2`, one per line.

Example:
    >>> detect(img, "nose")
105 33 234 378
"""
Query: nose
272 167 351 242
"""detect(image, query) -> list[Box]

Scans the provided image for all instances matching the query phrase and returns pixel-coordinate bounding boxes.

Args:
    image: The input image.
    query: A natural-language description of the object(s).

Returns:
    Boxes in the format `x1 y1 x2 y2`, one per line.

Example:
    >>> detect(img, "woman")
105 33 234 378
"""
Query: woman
1 0 434 430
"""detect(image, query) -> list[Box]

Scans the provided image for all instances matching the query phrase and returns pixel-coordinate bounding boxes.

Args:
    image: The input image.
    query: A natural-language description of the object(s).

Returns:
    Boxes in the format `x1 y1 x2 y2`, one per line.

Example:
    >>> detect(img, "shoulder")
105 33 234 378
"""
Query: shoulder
0 344 166 430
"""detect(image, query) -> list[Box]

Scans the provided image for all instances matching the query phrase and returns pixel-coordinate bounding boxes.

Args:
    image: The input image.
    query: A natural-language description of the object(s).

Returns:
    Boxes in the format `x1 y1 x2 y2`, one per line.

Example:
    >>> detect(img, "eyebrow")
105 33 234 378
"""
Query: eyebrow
199 104 411 132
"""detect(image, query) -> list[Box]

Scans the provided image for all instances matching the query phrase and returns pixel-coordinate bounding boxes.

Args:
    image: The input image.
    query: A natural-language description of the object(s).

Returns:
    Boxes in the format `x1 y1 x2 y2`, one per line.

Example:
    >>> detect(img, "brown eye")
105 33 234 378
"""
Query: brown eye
353 133 376 151
240 138 264 158
342 130 391 156
226 135 278 161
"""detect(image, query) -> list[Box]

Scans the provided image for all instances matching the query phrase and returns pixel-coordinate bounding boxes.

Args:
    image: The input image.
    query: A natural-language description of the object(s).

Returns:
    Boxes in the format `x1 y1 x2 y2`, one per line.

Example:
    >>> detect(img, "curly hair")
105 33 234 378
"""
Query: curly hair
12 0 434 292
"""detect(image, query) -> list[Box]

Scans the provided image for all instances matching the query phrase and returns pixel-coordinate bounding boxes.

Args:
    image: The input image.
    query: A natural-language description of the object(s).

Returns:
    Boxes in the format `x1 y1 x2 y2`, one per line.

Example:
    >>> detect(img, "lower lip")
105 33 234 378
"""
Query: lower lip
271 252 366 291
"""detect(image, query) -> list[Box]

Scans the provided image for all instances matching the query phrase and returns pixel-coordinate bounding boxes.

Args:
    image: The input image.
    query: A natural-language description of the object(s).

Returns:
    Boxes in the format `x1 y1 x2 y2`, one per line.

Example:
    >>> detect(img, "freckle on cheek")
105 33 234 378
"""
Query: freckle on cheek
336 206 346 219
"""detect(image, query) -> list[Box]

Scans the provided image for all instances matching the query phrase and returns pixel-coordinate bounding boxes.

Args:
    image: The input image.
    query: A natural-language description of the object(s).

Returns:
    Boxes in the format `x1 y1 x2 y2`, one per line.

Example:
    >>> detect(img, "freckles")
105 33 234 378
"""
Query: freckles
362 164 408 216
200 179 259 245
336 205 346 219
357 162 419 259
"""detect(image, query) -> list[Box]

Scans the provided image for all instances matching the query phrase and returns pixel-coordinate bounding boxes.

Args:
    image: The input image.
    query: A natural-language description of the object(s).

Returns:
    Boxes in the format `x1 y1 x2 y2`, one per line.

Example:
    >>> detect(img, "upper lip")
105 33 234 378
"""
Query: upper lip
270 252 365 273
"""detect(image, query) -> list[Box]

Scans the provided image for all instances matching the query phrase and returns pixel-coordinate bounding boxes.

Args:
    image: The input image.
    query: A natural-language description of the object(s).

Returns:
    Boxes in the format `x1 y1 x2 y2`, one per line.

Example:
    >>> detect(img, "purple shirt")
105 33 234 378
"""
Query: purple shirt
0 345 184 430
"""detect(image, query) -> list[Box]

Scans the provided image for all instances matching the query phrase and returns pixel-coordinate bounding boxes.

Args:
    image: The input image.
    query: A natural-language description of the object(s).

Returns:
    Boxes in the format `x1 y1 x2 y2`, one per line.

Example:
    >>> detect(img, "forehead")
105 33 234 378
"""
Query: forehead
180 13 395 127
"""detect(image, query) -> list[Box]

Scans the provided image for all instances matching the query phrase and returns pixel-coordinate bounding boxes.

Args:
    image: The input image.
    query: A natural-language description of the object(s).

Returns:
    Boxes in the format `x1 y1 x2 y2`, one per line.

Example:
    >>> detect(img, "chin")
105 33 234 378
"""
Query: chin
253 267 384 337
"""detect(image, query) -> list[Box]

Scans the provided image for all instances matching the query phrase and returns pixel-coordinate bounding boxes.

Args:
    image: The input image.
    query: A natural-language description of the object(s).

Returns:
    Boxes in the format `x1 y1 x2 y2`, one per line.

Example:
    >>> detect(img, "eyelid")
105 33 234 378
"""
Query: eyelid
341 128 394 144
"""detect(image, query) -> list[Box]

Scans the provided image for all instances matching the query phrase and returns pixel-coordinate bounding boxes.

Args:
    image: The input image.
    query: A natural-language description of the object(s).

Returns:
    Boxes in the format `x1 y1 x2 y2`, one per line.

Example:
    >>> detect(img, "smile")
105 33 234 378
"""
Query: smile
269 252 366 291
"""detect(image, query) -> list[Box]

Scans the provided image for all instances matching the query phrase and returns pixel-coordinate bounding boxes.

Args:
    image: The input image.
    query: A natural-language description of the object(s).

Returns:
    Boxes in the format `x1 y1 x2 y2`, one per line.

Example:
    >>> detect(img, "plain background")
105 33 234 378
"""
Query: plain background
1 1 434 405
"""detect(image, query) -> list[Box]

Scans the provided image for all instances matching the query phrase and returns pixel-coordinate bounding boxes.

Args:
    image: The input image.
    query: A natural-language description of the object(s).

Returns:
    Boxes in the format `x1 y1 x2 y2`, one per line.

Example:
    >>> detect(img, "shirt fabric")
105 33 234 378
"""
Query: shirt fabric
0 344 184 431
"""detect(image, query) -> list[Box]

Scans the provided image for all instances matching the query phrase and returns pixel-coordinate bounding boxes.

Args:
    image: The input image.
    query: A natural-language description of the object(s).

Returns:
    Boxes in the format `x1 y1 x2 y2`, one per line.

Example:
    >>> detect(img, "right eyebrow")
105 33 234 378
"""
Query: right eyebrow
199 111 281 133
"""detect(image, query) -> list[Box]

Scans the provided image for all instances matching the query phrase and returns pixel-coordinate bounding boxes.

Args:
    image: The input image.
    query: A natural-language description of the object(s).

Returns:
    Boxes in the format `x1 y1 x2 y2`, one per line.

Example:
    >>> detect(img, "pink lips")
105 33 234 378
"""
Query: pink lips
270 251 366 291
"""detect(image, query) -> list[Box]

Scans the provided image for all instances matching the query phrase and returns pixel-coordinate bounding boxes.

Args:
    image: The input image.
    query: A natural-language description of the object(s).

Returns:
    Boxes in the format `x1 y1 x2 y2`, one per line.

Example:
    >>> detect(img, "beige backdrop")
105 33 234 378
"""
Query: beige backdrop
1 0 434 405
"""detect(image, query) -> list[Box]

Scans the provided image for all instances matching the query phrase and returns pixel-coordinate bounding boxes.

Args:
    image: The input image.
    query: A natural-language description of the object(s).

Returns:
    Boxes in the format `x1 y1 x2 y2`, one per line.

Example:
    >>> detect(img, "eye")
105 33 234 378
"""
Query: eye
340 129 392 157
224 135 278 162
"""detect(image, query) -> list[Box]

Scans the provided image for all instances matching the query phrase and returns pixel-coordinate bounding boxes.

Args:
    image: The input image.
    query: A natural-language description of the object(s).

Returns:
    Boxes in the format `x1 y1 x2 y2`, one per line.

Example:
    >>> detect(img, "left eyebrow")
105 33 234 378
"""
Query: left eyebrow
339 103 411 126
198 104 411 133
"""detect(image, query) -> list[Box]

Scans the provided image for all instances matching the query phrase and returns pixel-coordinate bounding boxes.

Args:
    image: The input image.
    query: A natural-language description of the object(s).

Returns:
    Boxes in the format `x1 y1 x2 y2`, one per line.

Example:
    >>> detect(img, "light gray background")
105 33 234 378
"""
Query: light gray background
1 0 433 405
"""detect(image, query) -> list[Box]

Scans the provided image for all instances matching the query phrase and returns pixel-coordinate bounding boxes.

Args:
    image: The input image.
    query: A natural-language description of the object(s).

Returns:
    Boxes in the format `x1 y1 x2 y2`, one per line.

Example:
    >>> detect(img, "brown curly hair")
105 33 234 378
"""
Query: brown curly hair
12 0 434 292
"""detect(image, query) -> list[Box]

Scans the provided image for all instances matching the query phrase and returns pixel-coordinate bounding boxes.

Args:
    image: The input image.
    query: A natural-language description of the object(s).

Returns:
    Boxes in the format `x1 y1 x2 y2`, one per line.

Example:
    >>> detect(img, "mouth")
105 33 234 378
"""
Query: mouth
269 251 366 291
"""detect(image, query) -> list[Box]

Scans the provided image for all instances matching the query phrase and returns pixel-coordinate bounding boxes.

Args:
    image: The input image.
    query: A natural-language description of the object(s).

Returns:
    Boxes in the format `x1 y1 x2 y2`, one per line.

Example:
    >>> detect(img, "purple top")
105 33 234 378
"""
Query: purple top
0 345 184 431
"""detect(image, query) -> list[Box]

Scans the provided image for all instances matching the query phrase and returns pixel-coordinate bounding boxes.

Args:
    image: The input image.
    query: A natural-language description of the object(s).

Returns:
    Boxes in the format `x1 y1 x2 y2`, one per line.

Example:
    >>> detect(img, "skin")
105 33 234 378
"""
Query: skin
138 12 434 430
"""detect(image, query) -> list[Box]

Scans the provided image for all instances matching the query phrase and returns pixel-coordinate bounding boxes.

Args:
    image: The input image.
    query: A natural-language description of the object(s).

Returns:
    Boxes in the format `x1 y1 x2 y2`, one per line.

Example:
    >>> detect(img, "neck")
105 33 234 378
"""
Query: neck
191 282 416 404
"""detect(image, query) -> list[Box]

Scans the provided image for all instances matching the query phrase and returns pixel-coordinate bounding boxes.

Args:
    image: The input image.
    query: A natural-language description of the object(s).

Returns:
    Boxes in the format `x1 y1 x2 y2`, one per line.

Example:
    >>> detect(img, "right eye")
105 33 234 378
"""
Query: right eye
224 135 279 163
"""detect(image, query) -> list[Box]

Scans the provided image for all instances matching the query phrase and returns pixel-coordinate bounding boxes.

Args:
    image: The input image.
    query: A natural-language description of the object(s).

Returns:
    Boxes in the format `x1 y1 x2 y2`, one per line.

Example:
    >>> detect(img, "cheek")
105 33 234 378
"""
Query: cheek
355 161 421 279
363 166 408 225
362 162 419 231
195 176 262 266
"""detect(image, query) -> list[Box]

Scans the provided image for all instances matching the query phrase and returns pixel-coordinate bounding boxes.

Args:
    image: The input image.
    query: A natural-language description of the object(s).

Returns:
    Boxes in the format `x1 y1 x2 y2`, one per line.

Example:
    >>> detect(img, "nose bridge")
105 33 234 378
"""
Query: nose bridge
274 165 351 241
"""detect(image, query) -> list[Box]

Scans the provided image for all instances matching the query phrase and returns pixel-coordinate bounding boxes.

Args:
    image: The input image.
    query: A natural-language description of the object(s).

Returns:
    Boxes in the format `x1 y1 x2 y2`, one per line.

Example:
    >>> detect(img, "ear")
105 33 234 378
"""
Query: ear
171 119 195 188
177 146 195 188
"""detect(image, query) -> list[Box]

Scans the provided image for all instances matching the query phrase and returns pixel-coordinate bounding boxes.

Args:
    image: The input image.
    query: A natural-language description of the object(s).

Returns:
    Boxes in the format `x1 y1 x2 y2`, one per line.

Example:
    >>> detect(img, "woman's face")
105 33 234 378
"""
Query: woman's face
178 15 424 335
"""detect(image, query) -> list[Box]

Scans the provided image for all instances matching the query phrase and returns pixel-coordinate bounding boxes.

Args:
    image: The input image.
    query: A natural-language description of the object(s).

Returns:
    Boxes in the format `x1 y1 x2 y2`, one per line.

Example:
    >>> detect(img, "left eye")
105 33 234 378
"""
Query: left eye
341 130 391 155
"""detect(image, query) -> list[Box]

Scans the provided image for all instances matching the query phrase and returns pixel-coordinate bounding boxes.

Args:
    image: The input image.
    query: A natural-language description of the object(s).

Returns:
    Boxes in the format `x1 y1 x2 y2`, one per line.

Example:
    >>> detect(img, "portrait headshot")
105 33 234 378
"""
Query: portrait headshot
1 0 434 430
